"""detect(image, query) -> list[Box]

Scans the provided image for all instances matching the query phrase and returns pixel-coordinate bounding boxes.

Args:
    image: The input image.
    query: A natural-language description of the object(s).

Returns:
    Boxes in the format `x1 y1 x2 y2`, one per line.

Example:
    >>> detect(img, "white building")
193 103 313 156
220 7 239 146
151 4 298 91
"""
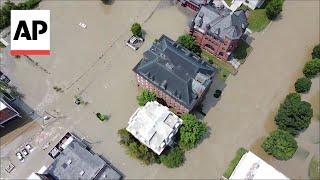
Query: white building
240 0 265 10
126 101 183 155
229 151 289 179
223 0 265 11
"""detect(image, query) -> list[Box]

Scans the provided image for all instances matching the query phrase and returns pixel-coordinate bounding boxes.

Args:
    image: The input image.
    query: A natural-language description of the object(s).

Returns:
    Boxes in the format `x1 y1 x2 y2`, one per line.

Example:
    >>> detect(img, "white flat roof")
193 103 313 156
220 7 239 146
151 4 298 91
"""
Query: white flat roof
230 151 289 179
126 101 182 155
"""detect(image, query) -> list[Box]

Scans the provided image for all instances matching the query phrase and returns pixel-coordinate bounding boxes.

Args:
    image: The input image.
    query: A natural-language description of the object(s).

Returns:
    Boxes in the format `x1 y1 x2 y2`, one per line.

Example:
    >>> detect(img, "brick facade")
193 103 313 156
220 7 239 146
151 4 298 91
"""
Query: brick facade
191 29 240 61
136 74 189 114
177 0 208 12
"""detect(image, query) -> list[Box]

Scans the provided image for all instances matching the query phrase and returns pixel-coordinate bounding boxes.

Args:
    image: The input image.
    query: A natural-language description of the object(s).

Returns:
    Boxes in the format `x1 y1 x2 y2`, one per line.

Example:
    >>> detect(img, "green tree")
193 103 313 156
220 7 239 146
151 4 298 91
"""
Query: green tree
261 130 297 160
275 93 313 135
131 23 142 37
266 0 284 20
177 34 202 56
160 147 184 168
294 77 312 93
312 44 320 59
118 128 134 146
0 0 41 30
303 59 320 78
137 89 157 106
178 114 207 150
118 128 159 165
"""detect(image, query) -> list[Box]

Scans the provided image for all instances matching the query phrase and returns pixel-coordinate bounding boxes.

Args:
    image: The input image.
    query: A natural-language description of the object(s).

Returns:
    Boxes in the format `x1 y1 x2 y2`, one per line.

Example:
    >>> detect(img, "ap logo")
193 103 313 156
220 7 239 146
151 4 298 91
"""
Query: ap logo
10 10 50 55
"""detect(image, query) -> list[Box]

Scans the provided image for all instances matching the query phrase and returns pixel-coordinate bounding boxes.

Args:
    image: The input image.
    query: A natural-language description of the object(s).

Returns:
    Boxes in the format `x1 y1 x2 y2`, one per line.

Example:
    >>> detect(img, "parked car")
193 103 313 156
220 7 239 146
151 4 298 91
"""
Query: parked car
79 22 87 29
126 35 144 50
21 148 29 156
0 71 10 83
25 144 33 152
16 152 24 162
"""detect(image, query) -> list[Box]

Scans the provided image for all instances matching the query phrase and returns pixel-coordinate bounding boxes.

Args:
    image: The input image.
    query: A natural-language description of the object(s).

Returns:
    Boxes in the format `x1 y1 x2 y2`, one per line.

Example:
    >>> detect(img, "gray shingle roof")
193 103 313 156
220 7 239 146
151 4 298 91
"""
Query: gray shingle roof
193 5 248 40
45 138 121 180
133 35 216 110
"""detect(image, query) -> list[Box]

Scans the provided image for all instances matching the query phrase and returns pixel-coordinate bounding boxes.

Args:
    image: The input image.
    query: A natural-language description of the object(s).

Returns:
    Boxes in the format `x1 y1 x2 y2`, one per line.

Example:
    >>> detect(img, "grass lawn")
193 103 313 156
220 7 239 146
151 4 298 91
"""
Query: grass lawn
223 147 248 178
309 156 320 180
224 0 233 6
233 39 253 64
248 8 270 32
201 50 236 80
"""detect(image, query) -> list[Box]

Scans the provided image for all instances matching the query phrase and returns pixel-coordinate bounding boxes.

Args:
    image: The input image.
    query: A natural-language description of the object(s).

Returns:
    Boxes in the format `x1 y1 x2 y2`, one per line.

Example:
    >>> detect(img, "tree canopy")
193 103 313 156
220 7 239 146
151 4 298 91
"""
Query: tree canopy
303 59 320 78
131 23 142 37
294 77 312 93
312 44 320 59
261 130 297 160
118 128 159 165
160 147 184 168
177 34 202 56
275 93 313 136
0 0 41 30
266 0 284 20
136 89 157 106
178 114 207 150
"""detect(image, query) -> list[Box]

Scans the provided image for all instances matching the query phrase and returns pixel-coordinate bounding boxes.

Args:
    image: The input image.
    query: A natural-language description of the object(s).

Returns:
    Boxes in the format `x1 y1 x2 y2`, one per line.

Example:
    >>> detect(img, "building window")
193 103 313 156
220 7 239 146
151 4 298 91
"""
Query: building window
204 44 215 51
219 52 224 56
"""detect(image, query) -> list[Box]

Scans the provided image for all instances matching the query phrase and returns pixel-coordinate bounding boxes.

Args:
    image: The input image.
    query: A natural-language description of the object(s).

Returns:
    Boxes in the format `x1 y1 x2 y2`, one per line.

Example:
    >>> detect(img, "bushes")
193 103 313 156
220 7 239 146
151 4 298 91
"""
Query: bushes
266 0 284 20
178 114 207 150
0 0 41 30
118 114 208 168
303 59 320 78
294 77 312 93
261 130 297 160
275 93 313 136
312 44 320 59
118 128 159 165
131 23 142 37
177 34 202 56
160 147 184 168
136 89 157 106
223 147 248 178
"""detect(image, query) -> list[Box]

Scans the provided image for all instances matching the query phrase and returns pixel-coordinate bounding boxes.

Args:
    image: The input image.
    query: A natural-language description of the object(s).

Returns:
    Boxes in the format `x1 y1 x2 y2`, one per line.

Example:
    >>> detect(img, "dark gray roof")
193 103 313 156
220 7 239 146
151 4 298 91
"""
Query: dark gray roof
133 35 216 110
45 138 121 180
193 5 248 40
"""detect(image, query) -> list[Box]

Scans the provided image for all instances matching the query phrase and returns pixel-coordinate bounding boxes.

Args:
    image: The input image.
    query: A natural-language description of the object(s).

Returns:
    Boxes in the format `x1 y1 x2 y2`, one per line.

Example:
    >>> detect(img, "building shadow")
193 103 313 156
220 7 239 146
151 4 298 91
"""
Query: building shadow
194 76 227 118
0 113 34 138
0 95 40 138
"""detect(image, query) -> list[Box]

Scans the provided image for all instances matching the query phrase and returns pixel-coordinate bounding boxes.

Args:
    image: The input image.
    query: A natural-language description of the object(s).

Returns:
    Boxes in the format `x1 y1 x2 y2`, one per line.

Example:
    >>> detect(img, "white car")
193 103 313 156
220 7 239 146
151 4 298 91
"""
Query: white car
79 22 87 29
25 144 33 152
21 148 29 156
16 152 24 162
126 35 144 50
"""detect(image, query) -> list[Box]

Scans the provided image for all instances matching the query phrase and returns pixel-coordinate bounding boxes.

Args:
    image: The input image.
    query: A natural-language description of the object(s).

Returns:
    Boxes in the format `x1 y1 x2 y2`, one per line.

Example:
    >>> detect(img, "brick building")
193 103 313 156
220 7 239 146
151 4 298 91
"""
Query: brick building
133 35 216 114
190 4 248 60
178 0 210 11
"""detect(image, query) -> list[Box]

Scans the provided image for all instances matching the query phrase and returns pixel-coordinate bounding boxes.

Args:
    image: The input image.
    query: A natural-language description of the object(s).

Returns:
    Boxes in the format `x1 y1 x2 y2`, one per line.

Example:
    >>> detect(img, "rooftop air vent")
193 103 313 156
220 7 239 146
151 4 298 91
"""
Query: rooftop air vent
80 170 85 176
161 80 167 89
165 63 174 71
199 12 204 18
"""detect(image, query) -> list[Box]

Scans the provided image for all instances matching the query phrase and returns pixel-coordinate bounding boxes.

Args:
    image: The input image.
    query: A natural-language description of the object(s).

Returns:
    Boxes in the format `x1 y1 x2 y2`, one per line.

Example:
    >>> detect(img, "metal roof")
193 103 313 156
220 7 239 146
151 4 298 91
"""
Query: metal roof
193 4 248 40
133 35 216 110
